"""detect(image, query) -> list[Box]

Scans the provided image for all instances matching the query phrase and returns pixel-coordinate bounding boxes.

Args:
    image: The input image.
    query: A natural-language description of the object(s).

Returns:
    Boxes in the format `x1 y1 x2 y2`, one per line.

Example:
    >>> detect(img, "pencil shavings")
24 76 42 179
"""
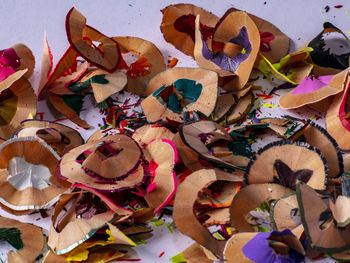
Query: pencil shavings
44 248 126 263
48 191 124 255
144 139 178 214
0 48 21 81
0 73 37 139
270 193 302 231
225 91 254 124
65 8 121 72
173 132 211 172
43 205 152 262
11 44 35 80
195 180 242 229
290 122 344 178
329 249 350 262
230 183 292 232
161 4 219 57
59 135 146 191
83 130 177 215
196 180 241 210
223 229 305 263
179 120 247 170
279 69 349 109
80 69 127 103
174 243 214 263
37 34 53 99
296 182 350 253
132 124 175 147
245 141 327 190
309 22 350 72
1 3 350 263
0 44 35 83
195 10 260 90
39 47 78 99
16 120 84 156
0 216 45 263
64 223 135 261
257 117 307 139
142 67 218 123
44 188 149 262
113 36 166 96
258 48 314 85
173 169 242 258
48 58 89 98
211 92 237 122
46 60 91 129
0 137 70 213
73 184 132 216
329 195 350 227
47 92 91 129
326 79 350 150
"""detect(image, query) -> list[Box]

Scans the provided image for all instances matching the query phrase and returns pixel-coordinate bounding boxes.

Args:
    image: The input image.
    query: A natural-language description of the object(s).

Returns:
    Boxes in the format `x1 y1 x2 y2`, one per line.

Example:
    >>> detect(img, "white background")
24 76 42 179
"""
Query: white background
0 0 348 262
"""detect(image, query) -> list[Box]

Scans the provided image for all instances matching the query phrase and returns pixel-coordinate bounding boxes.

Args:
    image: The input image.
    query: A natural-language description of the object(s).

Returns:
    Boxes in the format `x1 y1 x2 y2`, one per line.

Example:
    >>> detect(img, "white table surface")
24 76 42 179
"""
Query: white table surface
0 0 347 262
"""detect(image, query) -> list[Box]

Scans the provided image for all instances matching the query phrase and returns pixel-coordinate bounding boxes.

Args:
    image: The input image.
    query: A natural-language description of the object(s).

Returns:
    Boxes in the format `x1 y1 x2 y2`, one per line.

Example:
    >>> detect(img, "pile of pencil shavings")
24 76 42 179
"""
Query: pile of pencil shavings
0 3 349 263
